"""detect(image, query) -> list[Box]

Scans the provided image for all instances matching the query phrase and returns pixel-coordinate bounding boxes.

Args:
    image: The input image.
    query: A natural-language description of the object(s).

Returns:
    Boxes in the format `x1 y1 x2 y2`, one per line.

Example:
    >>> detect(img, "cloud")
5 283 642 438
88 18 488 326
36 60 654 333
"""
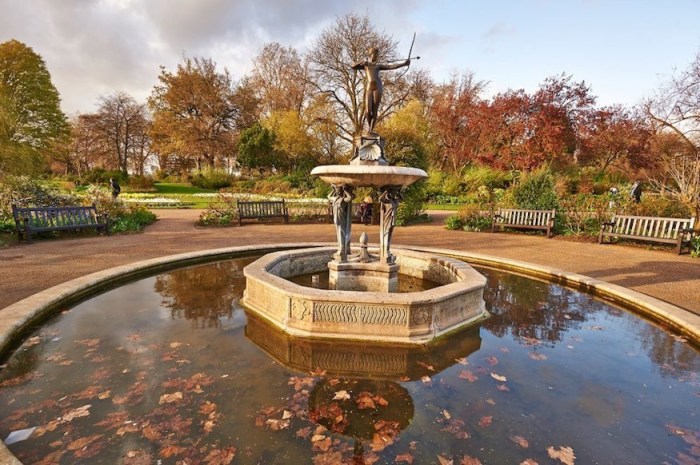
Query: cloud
481 21 516 46
1 0 423 114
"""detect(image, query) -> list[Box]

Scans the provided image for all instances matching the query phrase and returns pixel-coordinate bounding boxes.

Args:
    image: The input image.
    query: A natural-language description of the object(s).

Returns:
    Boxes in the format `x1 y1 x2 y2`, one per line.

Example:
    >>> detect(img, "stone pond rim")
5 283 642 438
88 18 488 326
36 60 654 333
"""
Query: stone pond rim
310 165 427 187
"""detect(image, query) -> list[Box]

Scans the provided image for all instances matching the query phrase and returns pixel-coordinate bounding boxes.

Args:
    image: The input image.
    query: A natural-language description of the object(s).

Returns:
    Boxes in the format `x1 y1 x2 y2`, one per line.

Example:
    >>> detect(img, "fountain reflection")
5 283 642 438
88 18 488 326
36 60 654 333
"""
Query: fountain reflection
154 260 250 329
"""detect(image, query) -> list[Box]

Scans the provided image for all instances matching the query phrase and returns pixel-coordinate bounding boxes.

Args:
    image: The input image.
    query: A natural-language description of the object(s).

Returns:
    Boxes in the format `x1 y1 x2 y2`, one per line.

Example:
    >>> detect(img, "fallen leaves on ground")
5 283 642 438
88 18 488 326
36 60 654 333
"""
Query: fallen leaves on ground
547 445 576 465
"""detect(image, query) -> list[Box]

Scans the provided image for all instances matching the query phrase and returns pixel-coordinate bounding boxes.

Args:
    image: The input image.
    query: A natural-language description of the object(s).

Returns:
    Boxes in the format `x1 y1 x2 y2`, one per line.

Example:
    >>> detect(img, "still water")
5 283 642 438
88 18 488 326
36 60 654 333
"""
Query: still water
0 257 698 464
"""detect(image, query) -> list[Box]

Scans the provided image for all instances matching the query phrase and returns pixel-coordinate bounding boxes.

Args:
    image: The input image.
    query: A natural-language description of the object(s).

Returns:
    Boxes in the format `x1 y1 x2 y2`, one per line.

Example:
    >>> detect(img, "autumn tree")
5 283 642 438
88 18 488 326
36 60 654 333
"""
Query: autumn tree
644 50 700 221
307 13 415 144
0 39 69 175
149 57 238 172
263 110 320 173
250 42 309 115
237 122 278 174
428 72 487 173
578 105 653 176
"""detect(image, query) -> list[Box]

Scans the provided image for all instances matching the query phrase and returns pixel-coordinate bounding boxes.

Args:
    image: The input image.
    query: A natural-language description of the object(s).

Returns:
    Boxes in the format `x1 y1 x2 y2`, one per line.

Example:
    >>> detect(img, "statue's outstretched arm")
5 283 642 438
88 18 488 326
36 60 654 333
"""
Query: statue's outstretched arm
377 59 410 71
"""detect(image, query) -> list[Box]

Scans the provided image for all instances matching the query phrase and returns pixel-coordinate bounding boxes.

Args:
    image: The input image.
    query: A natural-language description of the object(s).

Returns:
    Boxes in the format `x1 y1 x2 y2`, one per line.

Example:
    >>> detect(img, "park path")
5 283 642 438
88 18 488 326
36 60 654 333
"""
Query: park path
1 209 698 317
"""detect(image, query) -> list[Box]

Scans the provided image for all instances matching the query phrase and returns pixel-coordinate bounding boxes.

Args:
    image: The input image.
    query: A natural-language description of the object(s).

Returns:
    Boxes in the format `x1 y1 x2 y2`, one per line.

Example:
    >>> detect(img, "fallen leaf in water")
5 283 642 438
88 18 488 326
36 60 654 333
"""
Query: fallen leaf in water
520 460 539 465
62 404 91 422
333 390 351 401
203 447 236 465
455 357 469 365
310 367 327 377
159 392 183 404
486 398 496 405
510 435 529 448
437 455 454 465
296 426 312 438
289 376 315 391
67 434 102 451
97 390 111 400
395 452 414 463
265 418 290 431
421 375 431 384
76 338 100 348
499 346 510 353
459 370 478 382
357 392 377 410
490 373 507 382
169 342 182 348
478 416 492 427
496 384 510 392
312 436 332 452
442 409 451 420
25 336 42 347
441 419 470 439
417 361 435 371
460 456 482 465
529 352 547 361
122 449 152 465
159 445 184 458
547 445 576 465
485 356 498 366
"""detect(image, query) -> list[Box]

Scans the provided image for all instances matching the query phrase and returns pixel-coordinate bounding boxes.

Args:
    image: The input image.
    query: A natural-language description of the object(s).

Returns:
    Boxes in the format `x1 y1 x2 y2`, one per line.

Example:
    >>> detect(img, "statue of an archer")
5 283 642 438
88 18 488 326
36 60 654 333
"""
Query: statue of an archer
350 34 419 164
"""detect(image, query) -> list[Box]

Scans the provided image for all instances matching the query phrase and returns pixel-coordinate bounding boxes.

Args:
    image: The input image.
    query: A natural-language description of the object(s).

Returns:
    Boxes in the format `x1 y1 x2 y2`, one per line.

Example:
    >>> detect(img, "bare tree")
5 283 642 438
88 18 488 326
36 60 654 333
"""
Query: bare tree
96 91 149 174
645 51 700 222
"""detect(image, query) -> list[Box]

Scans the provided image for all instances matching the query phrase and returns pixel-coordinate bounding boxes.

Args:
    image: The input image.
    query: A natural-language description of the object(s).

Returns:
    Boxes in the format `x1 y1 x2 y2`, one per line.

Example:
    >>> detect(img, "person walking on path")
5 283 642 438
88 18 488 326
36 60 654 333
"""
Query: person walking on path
109 178 121 199
630 181 642 203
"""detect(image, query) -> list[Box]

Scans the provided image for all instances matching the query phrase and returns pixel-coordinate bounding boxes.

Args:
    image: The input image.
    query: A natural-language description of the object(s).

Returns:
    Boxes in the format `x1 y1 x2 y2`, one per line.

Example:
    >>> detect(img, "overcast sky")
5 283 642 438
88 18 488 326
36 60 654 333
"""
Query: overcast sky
2 0 699 115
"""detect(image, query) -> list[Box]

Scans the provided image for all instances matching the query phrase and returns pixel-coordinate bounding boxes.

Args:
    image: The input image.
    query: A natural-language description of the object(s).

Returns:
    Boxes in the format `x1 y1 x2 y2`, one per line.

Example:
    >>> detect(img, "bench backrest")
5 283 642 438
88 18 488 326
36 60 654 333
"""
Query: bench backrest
12 205 101 228
495 208 555 226
610 215 695 239
237 200 287 218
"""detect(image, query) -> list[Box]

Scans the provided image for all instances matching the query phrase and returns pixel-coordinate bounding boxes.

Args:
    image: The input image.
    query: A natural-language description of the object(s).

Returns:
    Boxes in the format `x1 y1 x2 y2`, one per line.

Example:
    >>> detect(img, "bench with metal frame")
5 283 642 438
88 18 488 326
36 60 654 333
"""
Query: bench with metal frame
492 208 556 238
237 200 289 226
12 204 109 243
599 214 696 254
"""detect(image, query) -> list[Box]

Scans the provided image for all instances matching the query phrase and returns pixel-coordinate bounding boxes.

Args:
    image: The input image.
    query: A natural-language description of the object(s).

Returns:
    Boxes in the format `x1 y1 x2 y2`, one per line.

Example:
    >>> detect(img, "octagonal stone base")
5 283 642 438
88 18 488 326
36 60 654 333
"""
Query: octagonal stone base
241 247 488 344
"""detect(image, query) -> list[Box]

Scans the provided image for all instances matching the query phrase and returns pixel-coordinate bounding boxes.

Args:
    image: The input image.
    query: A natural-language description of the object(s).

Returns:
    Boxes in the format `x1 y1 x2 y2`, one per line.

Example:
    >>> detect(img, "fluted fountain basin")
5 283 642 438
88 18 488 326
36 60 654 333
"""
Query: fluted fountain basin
241 247 487 344
310 165 427 187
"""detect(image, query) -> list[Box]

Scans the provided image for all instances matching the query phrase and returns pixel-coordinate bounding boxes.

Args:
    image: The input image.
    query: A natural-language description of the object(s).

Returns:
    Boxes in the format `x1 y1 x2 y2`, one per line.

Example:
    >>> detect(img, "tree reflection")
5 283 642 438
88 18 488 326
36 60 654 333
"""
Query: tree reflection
154 260 246 329
480 268 589 346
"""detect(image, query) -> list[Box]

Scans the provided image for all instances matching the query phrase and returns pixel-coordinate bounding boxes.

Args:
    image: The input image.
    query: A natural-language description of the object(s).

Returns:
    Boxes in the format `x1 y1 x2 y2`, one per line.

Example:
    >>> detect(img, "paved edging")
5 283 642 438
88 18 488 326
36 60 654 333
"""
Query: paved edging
1 243 698 464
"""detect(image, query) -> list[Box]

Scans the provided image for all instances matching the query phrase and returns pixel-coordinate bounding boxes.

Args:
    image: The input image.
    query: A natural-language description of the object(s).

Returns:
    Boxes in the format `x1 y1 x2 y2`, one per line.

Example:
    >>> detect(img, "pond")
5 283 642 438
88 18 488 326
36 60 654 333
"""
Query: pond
0 256 698 465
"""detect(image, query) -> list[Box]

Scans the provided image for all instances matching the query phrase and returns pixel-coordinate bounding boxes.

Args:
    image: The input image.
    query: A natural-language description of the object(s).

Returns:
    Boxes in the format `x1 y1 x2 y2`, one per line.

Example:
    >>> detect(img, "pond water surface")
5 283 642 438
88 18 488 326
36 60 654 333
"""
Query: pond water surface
0 257 698 465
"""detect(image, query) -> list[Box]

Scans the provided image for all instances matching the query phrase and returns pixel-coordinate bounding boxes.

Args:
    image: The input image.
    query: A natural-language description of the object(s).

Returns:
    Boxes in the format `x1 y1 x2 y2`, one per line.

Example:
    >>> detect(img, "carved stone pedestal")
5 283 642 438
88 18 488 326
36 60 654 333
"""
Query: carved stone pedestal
328 260 399 292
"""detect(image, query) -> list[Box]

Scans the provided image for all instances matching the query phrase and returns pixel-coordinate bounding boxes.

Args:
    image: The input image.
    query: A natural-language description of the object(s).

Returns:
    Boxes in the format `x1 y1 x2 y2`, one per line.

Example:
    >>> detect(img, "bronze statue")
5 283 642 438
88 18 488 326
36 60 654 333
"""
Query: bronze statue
352 47 410 135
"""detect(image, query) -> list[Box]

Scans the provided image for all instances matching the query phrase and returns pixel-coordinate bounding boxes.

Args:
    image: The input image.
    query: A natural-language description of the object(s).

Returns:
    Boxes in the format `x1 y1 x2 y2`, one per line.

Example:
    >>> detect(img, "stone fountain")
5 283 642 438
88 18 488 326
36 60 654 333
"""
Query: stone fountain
240 44 488 344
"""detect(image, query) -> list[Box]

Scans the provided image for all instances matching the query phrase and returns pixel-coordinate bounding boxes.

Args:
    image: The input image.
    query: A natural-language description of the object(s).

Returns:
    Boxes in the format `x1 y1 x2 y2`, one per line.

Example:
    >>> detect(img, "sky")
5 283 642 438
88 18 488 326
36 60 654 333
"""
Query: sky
1 0 699 116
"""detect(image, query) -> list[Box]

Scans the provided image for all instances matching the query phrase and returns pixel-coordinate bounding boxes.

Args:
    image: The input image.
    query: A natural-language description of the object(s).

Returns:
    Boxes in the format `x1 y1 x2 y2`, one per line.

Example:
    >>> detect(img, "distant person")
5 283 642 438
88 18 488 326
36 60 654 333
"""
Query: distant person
630 181 642 203
608 187 619 209
360 196 373 225
109 178 121 199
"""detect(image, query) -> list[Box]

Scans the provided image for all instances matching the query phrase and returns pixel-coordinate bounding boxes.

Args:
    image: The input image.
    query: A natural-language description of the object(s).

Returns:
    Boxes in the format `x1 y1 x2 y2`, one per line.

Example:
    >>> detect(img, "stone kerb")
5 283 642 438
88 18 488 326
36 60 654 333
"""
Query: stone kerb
240 247 488 344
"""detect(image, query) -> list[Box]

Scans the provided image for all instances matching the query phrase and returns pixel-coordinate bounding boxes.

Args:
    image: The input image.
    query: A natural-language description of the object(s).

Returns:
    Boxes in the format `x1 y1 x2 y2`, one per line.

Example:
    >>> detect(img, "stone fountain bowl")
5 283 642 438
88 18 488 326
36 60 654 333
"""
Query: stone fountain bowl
310 165 427 187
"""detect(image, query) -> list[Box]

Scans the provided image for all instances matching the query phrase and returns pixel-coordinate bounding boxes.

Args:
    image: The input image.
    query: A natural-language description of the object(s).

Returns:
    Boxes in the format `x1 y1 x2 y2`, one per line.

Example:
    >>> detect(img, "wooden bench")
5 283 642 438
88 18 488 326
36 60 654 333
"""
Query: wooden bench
492 208 556 238
599 214 696 254
12 204 109 243
237 200 289 225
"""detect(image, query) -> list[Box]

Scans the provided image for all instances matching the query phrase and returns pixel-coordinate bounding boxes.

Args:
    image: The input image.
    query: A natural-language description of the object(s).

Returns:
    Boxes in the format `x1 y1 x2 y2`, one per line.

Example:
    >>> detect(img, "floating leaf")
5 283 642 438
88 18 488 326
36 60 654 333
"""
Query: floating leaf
437 455 454 465
520 460 539 465
490 373 507 382
357 392 377 410
547 445 576 465
460 456 482 465
421 375 432 384
62 404 91 422
478 416 492 427
486 398 496 405
159 445 184 458
169 342 183 348
496 384 510 392
395 452 414 463
203 447 236 465
485 356 498 366
296 426 312 438
417 361 435 371
529 352 548 361
510 435 529 448
455 357 469 365
442 409 451 420
458 370 478 382
67 434 102 451
333 390 351 401
159 392 183 404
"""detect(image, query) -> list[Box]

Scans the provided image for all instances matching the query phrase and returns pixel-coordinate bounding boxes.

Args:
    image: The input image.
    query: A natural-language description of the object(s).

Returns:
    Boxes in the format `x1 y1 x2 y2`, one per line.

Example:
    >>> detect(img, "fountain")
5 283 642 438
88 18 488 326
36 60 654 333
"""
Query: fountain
241 45 488 343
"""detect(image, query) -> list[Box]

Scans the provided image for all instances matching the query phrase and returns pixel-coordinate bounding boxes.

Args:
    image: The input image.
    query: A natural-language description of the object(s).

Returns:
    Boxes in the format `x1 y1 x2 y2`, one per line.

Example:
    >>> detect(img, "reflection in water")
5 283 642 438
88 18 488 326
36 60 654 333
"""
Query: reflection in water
154 259 251 328
245 311 481 381
0 258 698 465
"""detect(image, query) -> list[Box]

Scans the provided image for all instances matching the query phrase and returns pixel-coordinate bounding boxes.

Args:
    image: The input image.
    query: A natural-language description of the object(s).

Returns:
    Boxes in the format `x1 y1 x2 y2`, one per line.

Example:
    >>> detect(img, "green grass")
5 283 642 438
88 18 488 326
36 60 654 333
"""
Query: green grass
154 183 216 195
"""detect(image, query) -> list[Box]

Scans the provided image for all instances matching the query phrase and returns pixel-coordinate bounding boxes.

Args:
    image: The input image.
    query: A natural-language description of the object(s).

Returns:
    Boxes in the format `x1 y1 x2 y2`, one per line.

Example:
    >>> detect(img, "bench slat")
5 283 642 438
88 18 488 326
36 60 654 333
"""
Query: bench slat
599 214 695 254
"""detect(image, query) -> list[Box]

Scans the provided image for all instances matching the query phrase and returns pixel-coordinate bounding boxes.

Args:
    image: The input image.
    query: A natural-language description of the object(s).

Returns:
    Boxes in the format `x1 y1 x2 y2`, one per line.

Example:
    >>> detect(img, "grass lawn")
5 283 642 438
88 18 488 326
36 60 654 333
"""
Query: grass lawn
154 183 216 194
